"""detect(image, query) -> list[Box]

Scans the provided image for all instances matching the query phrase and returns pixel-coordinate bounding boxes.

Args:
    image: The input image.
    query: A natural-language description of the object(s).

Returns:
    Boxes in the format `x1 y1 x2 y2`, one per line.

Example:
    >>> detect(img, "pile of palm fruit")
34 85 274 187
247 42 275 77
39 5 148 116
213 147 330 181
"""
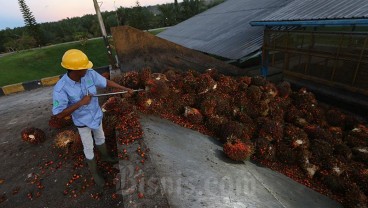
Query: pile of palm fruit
101 68 367 207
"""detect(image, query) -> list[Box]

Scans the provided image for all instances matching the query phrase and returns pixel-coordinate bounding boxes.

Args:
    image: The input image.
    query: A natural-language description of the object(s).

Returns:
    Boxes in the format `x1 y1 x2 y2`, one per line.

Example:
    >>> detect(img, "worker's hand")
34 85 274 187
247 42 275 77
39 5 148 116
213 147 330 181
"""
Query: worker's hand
79 95 92 106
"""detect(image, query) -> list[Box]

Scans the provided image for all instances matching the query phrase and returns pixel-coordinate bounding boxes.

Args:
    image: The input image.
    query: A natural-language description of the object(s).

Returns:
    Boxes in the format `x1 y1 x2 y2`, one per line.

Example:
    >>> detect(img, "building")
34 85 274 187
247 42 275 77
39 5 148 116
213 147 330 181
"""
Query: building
251 0 368 98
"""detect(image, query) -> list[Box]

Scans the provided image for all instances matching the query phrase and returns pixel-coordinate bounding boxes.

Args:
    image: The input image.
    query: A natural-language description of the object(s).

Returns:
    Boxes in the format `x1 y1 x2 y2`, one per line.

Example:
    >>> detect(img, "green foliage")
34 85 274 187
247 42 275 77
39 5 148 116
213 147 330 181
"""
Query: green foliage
4 33 37 51
0 0 224 53
18 0 42 45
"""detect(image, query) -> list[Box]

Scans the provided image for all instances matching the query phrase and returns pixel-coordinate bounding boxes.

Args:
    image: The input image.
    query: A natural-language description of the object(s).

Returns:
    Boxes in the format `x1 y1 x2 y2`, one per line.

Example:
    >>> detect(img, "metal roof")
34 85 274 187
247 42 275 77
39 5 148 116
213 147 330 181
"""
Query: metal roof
252 0 368 23
158 0 292 60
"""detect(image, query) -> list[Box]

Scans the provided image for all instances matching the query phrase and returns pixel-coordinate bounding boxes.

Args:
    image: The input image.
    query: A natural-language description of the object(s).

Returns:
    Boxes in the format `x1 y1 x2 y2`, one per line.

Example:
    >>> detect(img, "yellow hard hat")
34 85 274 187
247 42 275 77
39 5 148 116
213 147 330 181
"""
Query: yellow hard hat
61 49 93 70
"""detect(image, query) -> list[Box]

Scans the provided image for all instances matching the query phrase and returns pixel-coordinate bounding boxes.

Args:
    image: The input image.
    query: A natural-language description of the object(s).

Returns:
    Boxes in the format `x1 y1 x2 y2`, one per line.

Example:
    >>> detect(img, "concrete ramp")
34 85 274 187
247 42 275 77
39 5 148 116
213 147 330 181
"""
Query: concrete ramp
139 115 342 208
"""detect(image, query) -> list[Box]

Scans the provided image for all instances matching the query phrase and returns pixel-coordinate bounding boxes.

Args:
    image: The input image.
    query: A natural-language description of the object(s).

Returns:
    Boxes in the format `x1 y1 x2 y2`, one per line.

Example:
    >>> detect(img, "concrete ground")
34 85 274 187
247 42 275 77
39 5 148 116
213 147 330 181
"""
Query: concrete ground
0 87 123 208
0 87 342 207
138 116 342 208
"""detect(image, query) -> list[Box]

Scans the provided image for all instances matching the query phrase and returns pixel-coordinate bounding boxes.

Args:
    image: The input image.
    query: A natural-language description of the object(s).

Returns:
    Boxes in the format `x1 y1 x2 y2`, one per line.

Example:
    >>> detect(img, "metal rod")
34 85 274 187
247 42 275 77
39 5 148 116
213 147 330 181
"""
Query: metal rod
93 89 144 97
92 0 118 70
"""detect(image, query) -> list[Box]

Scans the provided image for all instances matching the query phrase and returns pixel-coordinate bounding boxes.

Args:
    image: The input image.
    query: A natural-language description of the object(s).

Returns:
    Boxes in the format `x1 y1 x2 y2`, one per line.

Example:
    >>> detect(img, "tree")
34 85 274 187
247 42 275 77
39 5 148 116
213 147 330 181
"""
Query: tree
18 0 43 45
180 0 205 20
128 1 152 30
158 4 176 26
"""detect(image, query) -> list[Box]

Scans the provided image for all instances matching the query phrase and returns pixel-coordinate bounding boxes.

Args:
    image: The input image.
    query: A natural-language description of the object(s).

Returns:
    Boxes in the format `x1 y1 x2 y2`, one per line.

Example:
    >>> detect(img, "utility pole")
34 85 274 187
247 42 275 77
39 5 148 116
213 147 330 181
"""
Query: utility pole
92 0 119 73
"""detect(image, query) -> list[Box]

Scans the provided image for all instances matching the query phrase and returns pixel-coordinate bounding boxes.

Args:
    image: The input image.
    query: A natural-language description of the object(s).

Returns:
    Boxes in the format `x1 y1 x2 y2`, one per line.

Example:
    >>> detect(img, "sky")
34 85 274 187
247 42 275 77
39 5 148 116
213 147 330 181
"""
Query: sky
0 0 180 30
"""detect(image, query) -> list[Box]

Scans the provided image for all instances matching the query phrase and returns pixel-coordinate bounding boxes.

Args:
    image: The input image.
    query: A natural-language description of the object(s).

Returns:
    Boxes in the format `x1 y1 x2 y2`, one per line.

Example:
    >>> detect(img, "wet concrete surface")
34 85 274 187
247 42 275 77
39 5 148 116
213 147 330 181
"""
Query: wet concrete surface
140 115 342 208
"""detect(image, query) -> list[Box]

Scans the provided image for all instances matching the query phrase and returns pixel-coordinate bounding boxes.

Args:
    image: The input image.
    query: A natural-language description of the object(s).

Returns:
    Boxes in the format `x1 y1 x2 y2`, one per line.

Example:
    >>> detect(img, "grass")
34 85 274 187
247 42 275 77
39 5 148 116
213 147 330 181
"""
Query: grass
0 39 110 87
0 29 167 87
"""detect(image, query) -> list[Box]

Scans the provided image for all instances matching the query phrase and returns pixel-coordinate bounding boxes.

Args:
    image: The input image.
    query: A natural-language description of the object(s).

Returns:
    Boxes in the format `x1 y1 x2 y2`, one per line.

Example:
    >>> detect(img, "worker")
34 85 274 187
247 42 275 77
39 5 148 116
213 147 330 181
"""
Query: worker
52 49 132 188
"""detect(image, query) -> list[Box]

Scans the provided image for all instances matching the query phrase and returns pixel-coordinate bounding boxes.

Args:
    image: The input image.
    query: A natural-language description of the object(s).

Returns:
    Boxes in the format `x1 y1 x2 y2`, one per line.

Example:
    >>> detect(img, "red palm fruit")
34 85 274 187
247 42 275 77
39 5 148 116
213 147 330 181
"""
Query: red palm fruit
184 107 203 124
196 74 217 94
292 88 318 108
48 115 73 129
324 158 347 176
234 91 248 109
200 98 217 116
276 81 292 98
238 76 252 86
343 183 368 208
21 127 46 145
284 124 310 150
352 147 368 164
304 125 334 143
236 112 256 138
215 92 233 117
326 108 346 128
103 115 119 137
268 100 285 122
138 68 152 87
223 138 254 161
344 126 368 148
145 79 170 99
246 85 262 102
151 73 168 81
204 68 219 80
351 167 368 196
309 139 334 166
182 71 198 94
180 93 196 107
121 71 140 89
55 130 81 153
262 83 278 98
251 76 268 87
276 142 299 165
334 143 352 160
323 175 348 194
219 121 244 143
258 118 284 142
205 115 228 135
164 69 180 82
253 137 276 161
217 75 238 94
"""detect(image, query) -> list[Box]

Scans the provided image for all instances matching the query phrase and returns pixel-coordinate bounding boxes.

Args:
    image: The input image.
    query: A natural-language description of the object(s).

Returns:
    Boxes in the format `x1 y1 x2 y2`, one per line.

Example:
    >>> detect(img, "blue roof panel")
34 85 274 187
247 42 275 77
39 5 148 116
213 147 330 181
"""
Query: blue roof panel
255 0 368 22
158 0 292 60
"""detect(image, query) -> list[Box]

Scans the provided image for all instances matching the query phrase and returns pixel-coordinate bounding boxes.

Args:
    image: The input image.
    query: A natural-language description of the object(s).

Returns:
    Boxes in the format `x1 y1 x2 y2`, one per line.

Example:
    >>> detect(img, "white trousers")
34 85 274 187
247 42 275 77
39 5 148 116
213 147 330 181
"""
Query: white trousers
77 123 106 160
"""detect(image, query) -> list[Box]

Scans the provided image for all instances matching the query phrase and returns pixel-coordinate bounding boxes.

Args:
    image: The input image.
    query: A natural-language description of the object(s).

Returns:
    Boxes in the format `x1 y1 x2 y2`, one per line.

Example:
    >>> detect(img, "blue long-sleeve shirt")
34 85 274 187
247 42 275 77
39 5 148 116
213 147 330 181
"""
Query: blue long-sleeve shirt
52 69 107 129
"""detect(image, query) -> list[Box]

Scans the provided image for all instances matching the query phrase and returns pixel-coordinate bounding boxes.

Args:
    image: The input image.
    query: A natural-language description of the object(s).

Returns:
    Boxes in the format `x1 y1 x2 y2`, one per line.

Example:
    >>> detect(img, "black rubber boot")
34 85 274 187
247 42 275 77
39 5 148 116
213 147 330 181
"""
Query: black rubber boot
86 157 105 189
96 143 118 163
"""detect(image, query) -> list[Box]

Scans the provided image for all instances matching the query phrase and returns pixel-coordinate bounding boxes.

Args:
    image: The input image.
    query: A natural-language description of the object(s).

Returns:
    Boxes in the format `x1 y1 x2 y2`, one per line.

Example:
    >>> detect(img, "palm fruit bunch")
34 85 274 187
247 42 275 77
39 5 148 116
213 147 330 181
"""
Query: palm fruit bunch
139 68 152 88
118 71 140 89
144 78 170 99
182 71 198 94
216 74 238 94
102 96 133 115
48 115 73 129
276 81 292 98
196 73 217 94
237 76 252 91
21 127 46 144
205 115 228 136
253 137 276 161
54 130 82 154
223 137 254 161
257 118 284 143
184 106 203 124
219 120 245 143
